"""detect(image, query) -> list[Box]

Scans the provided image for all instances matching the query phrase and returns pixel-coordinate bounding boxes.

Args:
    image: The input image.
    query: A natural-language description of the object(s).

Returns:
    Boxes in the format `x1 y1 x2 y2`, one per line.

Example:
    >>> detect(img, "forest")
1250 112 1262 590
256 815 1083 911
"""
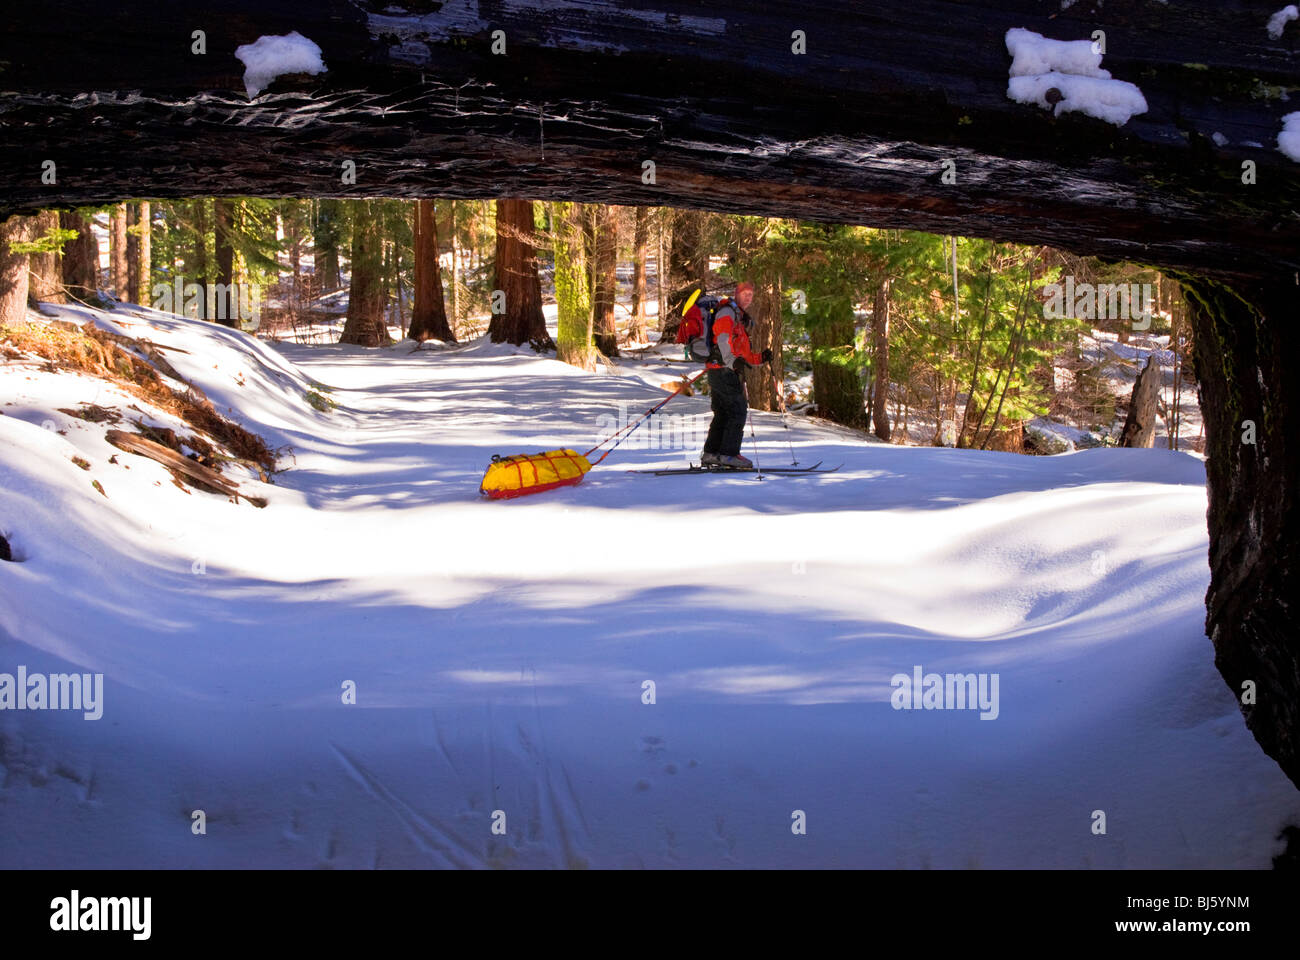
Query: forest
0 198 1197 454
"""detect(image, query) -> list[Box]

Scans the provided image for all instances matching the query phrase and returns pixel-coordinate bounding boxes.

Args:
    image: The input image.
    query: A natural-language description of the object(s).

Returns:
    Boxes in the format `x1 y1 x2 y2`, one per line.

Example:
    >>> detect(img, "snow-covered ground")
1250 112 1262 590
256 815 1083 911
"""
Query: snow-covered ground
1 303 1295 868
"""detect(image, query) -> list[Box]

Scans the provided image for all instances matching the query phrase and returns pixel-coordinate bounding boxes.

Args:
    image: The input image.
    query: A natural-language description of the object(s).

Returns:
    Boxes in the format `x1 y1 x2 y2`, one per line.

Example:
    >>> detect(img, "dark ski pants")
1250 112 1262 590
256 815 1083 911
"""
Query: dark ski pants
704 367 748 456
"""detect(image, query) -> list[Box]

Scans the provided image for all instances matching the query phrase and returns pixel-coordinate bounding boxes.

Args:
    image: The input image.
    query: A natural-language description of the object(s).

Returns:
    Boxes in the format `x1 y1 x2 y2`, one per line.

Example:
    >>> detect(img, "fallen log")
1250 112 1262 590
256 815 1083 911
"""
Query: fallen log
104 429 267 508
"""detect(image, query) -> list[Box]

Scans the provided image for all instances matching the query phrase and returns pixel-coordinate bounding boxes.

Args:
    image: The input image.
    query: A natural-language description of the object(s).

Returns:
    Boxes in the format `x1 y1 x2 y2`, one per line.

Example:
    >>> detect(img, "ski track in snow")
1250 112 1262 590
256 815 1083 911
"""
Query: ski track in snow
0 303 1297 868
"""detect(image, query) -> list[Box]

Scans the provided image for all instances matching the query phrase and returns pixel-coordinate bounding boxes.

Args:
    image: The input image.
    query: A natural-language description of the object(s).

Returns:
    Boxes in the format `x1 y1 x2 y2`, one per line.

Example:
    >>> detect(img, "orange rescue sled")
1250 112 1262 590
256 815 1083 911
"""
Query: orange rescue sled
478 449 592 500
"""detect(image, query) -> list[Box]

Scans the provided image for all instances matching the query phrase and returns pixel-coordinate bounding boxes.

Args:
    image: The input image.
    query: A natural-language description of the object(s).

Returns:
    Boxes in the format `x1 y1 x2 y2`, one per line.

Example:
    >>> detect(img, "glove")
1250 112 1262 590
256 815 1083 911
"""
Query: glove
731 357 747 374
761 348 773 364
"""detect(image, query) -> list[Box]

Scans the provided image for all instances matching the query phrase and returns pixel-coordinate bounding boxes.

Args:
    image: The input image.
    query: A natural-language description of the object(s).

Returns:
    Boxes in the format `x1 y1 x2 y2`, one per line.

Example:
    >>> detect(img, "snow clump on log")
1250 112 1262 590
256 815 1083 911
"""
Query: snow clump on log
1005 27 1148 127
234 32 327 99
1268 6 1298 38
1278 112 1300 162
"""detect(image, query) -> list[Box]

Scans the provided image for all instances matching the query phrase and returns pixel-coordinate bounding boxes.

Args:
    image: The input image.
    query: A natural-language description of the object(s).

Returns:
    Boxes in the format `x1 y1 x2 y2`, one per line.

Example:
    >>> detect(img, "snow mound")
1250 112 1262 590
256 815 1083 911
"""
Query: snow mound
1005 28 1148 126
234 31 326 99
2 300 1294 869
1025 418 1108 455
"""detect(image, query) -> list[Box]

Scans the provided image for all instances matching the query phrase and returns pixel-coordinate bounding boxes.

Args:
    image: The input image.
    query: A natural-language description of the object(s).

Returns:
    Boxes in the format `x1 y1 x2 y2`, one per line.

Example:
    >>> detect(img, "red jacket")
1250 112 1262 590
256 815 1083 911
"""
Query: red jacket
706 299 763 370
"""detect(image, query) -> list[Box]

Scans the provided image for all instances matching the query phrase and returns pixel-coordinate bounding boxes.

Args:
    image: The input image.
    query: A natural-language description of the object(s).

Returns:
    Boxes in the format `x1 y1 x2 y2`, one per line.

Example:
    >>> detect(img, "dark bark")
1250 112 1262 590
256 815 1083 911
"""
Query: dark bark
5 1 1296 282
488 198 548 346
591 205 618 357
871 276 891 442
213 199 237 327
1179 274 1300 790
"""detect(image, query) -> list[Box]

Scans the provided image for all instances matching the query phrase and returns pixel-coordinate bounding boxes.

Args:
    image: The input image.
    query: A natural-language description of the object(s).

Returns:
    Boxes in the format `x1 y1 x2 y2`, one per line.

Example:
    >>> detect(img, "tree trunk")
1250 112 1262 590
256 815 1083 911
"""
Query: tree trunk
975 290 1031 450
191 199 208 317
137 200 151 308
213 198 237 327
742 277 782 411
629 205 649 343
110 202 128 300
380 235 392 334
656 209 666 332
552 201 594 370
287 201 301 300
315 198 341 293
339 199 388 346
28 209 63 304
449 200 460 335
489 197 549 346
957 255 997 447
663 208 707 341
0 214 34 326
591 204 618 357
1181 274 1300 789
126 202 140 304
60 211 98 301
669 208 704 292
871 275 891 441
1119 355 1161 448
810 301 867 430
410 199 454 342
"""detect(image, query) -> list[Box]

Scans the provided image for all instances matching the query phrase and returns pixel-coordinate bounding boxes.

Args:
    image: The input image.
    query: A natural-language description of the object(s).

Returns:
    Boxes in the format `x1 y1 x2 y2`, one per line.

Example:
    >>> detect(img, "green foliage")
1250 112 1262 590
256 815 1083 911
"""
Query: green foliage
10 226 78 256
305 388 336 411
149 198 285 288
721 215 1113 442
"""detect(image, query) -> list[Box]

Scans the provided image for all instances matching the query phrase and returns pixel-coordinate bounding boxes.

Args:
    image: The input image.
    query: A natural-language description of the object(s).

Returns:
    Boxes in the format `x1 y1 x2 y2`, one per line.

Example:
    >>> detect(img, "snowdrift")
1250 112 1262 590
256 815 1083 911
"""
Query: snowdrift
0 304 1295 868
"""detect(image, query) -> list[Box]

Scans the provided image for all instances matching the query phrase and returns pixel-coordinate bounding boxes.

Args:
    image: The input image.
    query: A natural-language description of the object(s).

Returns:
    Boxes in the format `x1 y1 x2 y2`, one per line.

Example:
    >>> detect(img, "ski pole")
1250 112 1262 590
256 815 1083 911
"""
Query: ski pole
769 362 798 465
742 376 764 481
584 369 705 466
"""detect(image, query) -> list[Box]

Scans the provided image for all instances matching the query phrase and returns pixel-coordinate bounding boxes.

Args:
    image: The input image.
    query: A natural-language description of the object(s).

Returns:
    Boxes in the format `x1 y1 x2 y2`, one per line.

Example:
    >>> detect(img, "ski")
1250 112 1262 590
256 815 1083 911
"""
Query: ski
631 461 840 475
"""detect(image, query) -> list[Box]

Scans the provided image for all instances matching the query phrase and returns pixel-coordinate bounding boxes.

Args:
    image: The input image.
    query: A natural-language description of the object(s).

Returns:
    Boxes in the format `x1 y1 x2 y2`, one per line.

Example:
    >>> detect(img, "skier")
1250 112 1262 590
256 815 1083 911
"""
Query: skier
701 281 773 468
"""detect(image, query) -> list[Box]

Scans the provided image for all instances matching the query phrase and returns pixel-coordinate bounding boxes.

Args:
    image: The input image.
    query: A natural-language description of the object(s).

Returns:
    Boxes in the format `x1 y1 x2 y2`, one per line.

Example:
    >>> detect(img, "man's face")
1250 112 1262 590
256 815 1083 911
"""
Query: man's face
737 288 755 310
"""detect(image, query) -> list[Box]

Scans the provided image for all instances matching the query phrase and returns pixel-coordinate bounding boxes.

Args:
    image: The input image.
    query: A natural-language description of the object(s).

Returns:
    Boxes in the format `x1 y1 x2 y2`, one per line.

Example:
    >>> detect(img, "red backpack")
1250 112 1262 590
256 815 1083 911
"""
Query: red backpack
675 296 727 362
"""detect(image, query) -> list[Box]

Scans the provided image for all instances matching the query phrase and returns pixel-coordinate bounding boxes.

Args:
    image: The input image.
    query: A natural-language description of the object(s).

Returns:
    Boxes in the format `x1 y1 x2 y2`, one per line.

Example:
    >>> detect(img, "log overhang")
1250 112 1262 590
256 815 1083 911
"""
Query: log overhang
2 1 1298 280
